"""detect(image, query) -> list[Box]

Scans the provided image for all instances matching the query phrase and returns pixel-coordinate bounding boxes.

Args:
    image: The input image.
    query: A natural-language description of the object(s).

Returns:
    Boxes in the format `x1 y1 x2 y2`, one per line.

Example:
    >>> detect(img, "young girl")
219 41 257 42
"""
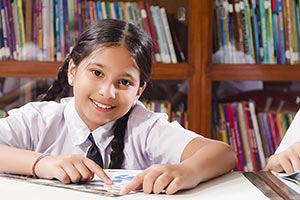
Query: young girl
264 109 300 174
0 19 236 195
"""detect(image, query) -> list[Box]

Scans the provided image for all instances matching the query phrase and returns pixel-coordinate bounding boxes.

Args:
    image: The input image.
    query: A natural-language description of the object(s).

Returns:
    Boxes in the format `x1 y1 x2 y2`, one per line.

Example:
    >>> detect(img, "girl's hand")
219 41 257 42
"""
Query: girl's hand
120 164 199 195
264 142 300 174
33 154 112 184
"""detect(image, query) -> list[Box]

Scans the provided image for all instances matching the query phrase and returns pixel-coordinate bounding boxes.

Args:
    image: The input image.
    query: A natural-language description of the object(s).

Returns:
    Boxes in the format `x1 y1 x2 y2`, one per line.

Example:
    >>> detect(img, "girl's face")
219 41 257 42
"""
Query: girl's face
68 46 146 131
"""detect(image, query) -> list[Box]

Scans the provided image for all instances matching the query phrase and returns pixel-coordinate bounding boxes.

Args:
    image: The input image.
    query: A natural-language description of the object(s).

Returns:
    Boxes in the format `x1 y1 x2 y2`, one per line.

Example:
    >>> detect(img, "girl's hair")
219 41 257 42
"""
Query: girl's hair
42 19 153 168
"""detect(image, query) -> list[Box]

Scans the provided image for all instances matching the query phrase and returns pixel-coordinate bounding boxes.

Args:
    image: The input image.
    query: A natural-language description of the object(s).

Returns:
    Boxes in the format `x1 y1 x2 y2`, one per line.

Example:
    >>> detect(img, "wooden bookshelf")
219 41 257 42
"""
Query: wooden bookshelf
0 0 209 136
203 2 300 137
210 64 300 81
0 61 193 80
9 0 299 139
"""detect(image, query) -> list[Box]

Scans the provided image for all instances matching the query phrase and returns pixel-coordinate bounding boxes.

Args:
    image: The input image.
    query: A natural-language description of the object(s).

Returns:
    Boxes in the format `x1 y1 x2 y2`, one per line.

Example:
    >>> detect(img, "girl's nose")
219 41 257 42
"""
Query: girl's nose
98 83 116 99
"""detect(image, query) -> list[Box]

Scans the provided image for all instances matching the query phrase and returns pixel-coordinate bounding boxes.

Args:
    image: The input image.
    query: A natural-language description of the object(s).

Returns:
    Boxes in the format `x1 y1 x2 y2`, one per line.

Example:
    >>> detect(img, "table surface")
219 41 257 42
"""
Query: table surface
0 171 270 200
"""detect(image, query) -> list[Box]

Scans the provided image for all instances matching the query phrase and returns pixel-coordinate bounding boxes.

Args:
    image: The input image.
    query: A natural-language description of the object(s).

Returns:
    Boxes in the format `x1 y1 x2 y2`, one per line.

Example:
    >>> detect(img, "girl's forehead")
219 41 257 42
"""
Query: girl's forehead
79 46 139 69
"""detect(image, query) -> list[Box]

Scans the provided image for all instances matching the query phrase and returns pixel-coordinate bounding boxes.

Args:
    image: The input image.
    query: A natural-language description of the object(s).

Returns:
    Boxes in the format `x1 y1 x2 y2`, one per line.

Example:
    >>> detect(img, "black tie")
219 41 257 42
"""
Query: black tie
87 133 104 168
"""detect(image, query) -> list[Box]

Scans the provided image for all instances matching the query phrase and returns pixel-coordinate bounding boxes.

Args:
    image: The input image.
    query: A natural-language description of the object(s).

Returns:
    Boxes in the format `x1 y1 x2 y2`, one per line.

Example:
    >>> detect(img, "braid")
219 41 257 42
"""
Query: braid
109 108 132 169
41 57 71 101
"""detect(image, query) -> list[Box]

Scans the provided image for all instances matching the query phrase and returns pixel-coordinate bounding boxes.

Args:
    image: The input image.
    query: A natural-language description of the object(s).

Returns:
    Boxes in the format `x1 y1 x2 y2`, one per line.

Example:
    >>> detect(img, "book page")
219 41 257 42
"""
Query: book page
0 169 142 197
273 171 300 194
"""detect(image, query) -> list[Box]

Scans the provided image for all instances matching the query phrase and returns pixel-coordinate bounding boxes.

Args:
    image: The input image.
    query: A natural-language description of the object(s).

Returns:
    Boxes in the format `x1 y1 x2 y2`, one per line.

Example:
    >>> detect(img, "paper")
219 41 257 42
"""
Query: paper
276 171 300 185
0 169 142 197
273 171 300 194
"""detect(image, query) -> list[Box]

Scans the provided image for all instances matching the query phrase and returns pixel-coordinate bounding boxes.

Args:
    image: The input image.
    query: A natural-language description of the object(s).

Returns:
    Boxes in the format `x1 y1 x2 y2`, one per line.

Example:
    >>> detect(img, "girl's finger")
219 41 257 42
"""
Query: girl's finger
55 167 72 184
73 161 94 182
152 173 171 194
83 158 112 184
61 162 82 183
120 172 145 194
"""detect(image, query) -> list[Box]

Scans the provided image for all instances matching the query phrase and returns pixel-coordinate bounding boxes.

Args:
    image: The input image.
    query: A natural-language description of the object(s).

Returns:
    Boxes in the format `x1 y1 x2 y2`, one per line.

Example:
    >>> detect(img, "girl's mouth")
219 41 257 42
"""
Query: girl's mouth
92 100 115 111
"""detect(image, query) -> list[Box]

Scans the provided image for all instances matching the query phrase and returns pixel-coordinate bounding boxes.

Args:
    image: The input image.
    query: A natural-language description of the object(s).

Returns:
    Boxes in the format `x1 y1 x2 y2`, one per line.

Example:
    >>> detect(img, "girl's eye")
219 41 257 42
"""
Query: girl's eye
92 70 102 77
120 80 130 86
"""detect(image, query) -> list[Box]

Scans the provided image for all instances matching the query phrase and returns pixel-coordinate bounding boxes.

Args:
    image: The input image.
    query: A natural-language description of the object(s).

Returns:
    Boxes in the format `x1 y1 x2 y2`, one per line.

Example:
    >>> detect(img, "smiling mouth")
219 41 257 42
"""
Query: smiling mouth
92 100 114 110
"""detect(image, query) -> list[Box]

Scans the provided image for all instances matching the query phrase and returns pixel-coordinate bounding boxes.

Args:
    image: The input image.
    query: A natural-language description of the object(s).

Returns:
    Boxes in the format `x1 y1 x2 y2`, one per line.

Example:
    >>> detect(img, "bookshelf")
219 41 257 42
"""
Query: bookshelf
208 0 300 171
8 0 300 139
0 0 210 136
204 1 300 138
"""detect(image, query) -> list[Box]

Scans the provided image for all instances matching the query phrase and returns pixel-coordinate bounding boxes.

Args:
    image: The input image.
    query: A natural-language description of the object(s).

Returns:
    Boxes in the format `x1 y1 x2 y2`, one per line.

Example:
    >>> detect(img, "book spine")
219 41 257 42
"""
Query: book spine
0 0 9 59
151 5 171 63
290 0 299 63
145 2 161 62
265 0 275 63
16 0 25 60
237 102 254 171
160 8 177 63
55 0 61 61
249 0 261 63
4 0 14 59
248 101 266 169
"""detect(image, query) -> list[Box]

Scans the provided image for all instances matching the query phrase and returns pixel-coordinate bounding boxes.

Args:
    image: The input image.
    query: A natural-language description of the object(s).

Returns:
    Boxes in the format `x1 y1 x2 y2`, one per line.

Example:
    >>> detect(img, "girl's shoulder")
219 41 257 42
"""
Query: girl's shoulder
130 101 169 124
7 97 71 118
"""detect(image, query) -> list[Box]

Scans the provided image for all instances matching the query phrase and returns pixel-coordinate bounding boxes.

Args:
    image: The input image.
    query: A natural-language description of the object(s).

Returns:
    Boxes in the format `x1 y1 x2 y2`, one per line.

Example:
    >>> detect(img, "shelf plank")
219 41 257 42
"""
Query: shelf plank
0 61 193 80
210 64 300 81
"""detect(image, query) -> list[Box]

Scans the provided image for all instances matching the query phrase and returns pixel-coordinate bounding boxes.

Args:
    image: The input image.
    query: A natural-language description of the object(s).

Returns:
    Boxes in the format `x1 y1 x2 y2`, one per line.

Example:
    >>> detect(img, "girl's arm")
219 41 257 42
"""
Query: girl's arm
0 144 112 184
180 136 237 183
263 142 300 174
121 137 236 195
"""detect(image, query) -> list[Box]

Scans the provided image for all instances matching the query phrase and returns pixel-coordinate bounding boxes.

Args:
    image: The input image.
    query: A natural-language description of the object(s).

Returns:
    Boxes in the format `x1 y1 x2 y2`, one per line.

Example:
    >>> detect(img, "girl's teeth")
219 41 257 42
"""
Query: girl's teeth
94 101 112 109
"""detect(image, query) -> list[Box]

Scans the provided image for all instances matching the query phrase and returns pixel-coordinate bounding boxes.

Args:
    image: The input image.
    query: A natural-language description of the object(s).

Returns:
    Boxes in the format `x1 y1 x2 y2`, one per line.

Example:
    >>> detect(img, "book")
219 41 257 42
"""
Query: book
160 8 177 63
0 169 142 196
144 2 161 62
244 171 300 198
151 5 171 63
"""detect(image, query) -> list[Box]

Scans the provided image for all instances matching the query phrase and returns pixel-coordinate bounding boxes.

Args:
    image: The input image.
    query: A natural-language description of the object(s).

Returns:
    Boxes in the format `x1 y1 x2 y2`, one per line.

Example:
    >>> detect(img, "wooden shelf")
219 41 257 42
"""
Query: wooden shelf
0 0 205 137
0 61 193 80
210 64 300 81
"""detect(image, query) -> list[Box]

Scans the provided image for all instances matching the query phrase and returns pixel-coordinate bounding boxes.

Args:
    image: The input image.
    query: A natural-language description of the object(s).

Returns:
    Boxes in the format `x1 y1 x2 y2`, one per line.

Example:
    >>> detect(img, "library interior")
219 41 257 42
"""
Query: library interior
1 0 300 199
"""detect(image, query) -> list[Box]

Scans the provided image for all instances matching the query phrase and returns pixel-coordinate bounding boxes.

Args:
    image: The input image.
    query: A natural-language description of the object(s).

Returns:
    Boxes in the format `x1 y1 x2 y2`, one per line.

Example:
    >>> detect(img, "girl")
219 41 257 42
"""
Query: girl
0 19 236 195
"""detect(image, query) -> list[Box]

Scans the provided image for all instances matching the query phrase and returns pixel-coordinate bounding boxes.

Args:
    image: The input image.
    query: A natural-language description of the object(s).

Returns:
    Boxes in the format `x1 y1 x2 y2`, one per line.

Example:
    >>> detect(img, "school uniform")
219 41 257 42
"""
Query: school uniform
275 109 300 154
0 97 199 169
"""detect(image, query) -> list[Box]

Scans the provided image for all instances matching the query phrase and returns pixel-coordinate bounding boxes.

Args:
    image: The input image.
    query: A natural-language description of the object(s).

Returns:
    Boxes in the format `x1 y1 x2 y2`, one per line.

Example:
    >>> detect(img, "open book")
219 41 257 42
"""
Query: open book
275 171 300 194
0 169 142 197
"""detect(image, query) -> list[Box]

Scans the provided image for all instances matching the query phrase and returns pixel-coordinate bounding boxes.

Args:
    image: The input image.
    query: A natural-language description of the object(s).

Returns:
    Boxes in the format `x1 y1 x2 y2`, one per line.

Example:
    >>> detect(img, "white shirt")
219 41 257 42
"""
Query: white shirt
0 97 199 169
275 109 300 154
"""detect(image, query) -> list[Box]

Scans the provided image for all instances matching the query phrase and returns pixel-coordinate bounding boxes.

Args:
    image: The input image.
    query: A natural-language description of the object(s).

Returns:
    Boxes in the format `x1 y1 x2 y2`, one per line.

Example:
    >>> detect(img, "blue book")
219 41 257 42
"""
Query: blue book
96 0 102 20
113 2 120 19
276 0 286 64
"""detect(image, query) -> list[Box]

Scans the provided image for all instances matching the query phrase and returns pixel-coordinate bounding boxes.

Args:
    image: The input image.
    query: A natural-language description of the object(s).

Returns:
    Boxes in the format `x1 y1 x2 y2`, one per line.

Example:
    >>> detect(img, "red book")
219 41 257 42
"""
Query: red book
145 2 161 62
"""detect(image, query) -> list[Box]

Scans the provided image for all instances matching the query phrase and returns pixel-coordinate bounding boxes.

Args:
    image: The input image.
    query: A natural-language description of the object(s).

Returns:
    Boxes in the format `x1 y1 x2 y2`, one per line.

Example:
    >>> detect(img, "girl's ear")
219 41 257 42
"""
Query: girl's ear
68 59 77 86
135 82 147 100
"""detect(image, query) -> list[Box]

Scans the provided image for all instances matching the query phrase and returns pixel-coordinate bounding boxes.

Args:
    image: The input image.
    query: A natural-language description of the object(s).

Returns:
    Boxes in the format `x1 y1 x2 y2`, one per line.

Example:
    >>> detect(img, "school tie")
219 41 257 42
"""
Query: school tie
87 133 104 168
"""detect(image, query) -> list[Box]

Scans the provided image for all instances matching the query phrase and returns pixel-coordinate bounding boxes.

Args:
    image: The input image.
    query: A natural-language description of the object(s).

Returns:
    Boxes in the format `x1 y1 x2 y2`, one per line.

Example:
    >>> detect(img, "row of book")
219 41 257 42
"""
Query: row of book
213 0 300 64
142 101 188 128
0 0 185 63
212 101 295 172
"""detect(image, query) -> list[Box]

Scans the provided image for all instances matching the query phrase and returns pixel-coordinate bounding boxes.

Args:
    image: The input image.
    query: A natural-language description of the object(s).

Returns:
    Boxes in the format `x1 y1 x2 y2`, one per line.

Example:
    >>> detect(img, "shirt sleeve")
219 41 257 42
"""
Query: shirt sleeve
275 109 300 154
0 101 62 150
146 118 200 164
0 104 39 150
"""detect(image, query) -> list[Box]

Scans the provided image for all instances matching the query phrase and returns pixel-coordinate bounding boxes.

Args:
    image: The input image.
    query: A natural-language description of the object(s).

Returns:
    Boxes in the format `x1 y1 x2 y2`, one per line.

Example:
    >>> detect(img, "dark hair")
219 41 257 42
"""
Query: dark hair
42 19 153 168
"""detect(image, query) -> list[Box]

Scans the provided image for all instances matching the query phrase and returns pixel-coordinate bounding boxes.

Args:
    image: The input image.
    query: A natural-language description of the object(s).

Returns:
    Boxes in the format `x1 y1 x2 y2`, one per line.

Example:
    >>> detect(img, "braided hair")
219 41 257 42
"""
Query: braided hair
42 19 153 168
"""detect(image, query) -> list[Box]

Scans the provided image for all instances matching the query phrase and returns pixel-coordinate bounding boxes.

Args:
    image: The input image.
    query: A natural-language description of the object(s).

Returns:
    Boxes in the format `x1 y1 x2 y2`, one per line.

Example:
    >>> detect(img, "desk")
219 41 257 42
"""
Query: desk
0 172 271 200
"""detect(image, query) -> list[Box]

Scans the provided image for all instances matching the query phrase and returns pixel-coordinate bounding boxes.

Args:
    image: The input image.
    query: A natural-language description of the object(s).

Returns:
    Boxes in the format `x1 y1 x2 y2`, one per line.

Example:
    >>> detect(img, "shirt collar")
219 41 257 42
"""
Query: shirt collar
64 97 115 149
